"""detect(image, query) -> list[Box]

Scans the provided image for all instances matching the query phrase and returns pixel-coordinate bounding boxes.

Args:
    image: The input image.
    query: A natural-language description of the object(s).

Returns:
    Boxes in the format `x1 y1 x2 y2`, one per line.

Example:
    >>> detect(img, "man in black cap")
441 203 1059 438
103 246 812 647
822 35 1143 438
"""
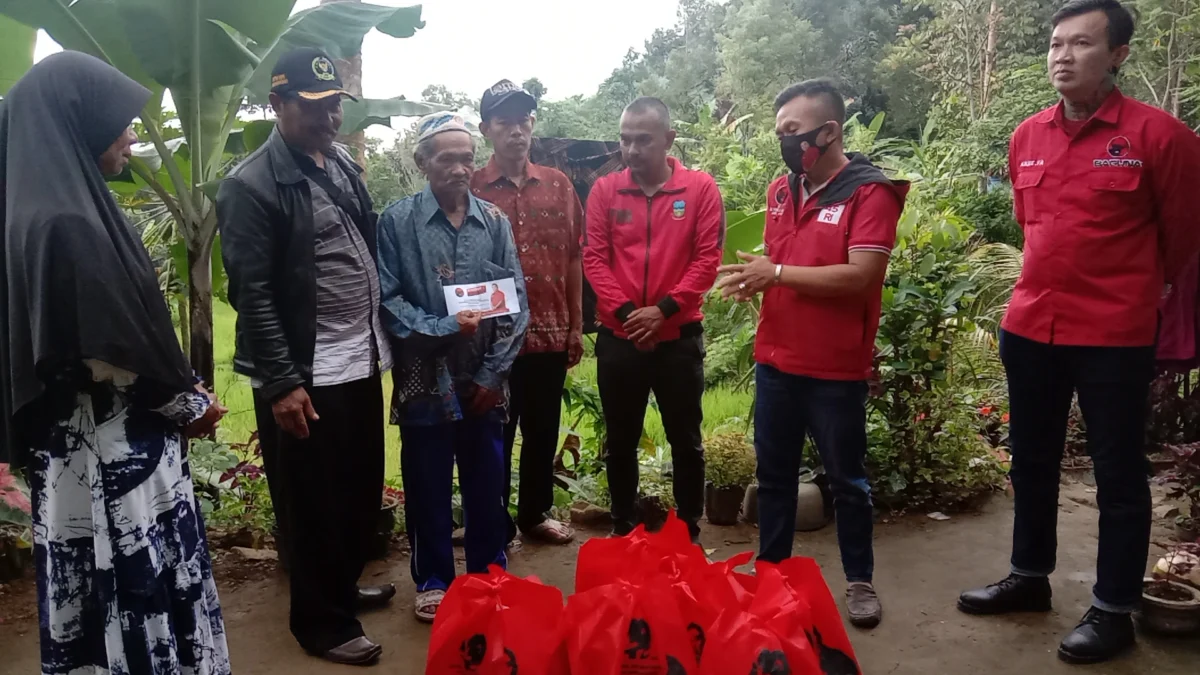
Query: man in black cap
471 80 584 546
217 47 393 666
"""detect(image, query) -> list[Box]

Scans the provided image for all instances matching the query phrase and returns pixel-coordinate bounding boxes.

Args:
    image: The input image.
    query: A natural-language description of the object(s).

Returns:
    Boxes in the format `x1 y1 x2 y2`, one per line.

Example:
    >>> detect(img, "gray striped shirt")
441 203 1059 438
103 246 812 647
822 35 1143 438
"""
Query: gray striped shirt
308 155 392 386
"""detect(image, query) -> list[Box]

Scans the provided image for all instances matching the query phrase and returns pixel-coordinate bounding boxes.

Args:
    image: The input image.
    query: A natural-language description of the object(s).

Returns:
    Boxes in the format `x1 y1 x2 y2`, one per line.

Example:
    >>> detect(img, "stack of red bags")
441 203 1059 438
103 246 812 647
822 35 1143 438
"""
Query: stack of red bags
426 511 861 675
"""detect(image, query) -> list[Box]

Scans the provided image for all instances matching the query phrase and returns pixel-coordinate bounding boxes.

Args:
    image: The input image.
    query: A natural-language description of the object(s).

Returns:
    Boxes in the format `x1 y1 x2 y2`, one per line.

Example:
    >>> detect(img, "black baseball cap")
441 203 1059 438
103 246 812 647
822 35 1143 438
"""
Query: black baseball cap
270 47 357 101
480 80 536 121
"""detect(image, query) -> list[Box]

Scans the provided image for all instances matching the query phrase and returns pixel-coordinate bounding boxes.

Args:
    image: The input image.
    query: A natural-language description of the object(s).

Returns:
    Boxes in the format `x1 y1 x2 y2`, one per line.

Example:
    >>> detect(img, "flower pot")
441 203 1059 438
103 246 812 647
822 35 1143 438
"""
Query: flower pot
795 475 827 532
1138 578 1200 636
742 484 759 525
705 483 745 526
639 495 669 532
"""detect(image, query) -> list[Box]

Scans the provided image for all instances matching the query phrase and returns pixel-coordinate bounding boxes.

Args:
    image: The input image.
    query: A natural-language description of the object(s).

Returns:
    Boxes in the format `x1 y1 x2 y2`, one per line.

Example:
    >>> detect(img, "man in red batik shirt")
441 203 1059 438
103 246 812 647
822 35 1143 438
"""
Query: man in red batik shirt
958 1 1200 665
472 80 583 546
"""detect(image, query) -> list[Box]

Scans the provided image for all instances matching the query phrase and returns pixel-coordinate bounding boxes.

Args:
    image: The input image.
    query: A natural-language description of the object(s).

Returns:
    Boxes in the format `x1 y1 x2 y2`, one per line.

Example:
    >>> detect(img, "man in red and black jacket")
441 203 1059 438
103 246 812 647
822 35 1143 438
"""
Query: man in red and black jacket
583 97 725 543
718 79 908 630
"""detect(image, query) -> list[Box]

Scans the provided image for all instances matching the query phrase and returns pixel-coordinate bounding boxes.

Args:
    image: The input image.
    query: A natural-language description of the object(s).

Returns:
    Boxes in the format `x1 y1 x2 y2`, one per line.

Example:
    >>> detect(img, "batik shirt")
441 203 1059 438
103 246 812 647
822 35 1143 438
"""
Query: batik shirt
471 160 582 354
376 185 529 426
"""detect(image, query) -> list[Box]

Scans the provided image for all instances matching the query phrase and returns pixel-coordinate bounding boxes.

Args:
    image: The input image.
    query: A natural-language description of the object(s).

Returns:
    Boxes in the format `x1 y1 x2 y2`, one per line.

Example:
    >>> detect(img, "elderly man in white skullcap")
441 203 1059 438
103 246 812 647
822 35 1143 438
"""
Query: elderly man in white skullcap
375 113 529 623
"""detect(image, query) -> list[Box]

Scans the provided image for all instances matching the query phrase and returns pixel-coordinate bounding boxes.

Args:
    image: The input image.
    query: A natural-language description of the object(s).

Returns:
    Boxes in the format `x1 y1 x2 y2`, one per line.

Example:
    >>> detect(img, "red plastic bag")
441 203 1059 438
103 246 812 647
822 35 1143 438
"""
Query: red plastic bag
576 511 708 593
426 566 567 675
564 577 699 675
774 558 862 675
697 566 822 675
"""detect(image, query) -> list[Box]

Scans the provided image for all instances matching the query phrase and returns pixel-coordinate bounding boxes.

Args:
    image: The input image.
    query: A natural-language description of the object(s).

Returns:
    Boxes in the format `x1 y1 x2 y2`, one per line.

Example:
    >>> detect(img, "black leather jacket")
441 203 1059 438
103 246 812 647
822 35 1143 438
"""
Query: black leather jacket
216 127 376 401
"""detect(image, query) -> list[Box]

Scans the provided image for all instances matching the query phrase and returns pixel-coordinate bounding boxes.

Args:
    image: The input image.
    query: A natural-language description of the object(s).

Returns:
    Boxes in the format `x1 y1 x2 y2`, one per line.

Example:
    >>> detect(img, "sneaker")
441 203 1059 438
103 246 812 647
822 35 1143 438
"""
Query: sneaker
1057 607 1135 664
846 582 882 628
958 574 1052 615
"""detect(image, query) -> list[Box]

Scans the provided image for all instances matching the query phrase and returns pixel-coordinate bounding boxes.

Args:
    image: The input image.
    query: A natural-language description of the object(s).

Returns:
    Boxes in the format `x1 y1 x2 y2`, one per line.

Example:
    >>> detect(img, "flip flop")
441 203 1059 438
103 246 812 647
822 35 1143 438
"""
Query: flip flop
524 519 575 545
414 589 445 624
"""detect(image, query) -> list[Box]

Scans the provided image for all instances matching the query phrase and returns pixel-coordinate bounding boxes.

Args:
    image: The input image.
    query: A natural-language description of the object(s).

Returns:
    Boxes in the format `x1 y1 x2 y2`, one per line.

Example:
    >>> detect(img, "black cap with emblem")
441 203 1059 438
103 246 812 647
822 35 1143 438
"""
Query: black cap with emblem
480 79 537 122
270 47 358 101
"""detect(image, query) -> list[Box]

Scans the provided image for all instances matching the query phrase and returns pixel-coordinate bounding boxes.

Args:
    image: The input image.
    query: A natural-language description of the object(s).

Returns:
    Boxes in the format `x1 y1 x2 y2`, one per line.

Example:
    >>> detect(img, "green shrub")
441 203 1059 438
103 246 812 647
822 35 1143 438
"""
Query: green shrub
704 432 757 488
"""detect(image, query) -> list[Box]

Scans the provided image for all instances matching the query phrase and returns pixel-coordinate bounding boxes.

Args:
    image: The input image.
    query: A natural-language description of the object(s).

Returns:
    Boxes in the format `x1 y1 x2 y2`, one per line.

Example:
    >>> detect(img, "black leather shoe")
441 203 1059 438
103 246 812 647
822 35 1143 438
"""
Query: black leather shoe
356 584 397 611
1058 607 1135 664
958 574 1052 615
322 637 382 666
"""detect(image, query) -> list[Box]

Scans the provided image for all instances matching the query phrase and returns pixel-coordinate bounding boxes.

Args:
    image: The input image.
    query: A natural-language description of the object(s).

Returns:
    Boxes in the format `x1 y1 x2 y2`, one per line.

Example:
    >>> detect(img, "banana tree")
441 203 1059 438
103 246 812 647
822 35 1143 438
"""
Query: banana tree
0 15 35 95
0 1 438 384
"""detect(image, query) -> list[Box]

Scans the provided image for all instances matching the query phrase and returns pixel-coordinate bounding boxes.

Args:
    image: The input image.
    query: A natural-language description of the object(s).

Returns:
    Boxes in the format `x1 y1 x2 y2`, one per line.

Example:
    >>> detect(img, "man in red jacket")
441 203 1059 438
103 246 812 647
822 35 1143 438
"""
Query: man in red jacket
583 97 725 542
958 0 1200 664
718 79 907 629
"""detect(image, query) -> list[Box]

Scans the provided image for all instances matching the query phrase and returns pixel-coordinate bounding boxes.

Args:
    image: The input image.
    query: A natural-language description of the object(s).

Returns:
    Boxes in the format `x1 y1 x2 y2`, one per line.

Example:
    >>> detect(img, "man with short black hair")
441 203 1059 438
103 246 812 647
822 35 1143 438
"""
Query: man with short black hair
218 47 393 666
719 78 908 629
584 97 725 543
472 80 584 546
957 0 1200 664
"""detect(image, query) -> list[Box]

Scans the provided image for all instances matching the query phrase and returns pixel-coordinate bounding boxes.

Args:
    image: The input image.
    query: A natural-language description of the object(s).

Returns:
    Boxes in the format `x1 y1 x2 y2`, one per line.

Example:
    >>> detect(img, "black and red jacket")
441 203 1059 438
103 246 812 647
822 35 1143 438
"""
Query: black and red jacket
583 158 725 340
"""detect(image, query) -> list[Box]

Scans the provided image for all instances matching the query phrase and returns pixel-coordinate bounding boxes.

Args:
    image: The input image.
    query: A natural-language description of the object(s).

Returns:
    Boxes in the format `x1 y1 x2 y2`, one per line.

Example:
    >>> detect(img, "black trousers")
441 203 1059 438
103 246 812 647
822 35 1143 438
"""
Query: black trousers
503 351 570 536
1002 330 1154 612
596 331 706 538
253 376 385 653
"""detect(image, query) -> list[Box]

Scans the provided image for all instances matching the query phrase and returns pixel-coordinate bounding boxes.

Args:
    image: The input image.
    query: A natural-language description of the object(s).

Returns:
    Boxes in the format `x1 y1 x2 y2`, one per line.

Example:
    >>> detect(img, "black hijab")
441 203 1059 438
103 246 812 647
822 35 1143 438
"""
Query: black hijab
0 52 194 466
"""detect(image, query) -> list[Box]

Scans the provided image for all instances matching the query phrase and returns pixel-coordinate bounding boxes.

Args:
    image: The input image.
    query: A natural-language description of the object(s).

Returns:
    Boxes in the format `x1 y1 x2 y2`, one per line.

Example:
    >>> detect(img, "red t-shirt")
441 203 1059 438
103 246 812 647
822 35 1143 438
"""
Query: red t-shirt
1003 89 1200 347
755 158 906 380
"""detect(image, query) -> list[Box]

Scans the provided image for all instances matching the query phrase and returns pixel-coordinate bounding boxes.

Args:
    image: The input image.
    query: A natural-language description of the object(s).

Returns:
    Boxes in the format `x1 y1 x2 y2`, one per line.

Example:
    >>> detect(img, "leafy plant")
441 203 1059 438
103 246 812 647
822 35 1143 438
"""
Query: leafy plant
0 1 441 385
0 463 32 529
704 433 757 489
1162 442 1200 530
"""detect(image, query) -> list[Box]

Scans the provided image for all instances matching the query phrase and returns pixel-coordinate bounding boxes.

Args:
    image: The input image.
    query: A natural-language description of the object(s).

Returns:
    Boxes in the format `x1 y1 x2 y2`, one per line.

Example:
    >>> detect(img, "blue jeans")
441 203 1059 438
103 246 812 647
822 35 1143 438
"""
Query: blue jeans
1002 330 1154 613
754 364 873 583
400 413 508 592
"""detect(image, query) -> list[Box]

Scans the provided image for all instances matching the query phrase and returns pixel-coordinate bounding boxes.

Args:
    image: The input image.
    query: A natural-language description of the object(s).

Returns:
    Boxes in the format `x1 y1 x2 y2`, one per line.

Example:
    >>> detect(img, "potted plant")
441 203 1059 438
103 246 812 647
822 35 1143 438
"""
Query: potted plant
1162 443 1200 543
1140 545 1200 635
0 464 33 582
704 434 756 526
371 486 404 561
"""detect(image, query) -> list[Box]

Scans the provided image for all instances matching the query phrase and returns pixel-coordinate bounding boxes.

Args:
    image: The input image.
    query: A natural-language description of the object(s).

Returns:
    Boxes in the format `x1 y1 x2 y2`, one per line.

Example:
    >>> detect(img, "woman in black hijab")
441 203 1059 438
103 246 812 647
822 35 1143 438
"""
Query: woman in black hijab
1 52 231 674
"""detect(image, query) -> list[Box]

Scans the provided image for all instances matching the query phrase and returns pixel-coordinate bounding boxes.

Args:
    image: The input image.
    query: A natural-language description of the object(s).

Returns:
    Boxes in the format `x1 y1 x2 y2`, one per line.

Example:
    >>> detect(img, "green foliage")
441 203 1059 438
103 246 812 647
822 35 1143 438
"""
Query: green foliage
704 433 757 488
949 188 1022 248
0 13 34 95
188 435 274 542
716 0 823 113
0 464 32 529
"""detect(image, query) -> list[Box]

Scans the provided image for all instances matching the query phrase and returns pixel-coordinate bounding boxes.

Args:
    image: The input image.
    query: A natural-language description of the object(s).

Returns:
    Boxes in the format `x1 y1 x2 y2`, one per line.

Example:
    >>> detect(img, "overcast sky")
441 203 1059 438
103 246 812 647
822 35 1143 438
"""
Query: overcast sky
36 0 682 102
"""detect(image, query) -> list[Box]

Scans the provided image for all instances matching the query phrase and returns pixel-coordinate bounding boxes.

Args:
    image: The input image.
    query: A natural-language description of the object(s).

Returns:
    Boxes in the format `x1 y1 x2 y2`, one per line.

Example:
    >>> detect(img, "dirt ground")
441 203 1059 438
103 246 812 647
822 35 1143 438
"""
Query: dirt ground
2 481 1199 675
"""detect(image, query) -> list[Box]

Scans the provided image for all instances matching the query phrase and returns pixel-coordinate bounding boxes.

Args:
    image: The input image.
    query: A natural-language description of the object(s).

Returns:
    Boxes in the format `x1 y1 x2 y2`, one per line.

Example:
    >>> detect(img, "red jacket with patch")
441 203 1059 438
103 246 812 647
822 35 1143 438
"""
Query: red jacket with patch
583 158 725 340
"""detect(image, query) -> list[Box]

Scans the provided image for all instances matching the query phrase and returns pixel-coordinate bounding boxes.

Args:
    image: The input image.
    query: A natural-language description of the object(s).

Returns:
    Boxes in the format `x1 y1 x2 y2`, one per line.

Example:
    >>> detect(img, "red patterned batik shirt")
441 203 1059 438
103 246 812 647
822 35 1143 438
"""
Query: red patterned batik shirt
471 159 583 354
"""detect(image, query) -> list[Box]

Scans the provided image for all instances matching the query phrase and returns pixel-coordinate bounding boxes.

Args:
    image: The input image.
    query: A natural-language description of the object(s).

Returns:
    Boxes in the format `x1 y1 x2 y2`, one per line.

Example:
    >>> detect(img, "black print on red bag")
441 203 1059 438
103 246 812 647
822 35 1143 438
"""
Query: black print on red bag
625 619 652 659
749 650 791 675
666 655 688 675
687 623 706 662
807 628 859 675
503 647 520 675
460 635 487 670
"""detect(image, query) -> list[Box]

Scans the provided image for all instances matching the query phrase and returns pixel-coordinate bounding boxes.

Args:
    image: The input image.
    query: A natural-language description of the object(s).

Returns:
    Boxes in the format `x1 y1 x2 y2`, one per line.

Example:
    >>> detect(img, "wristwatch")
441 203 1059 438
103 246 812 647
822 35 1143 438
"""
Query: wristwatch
773 263 783 284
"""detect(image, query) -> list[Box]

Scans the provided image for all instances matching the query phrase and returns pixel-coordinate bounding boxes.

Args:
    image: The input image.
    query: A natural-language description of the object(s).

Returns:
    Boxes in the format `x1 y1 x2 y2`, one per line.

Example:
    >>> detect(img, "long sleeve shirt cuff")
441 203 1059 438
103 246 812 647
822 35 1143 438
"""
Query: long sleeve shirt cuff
474 368 506 392
656 296 681 319
615 302 637 324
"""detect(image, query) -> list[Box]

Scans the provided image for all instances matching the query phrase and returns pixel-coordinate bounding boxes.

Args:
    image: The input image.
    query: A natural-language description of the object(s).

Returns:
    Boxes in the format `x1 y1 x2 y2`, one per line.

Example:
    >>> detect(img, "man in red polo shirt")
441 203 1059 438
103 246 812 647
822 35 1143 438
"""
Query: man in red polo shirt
583 97 725 543
471 80 583 546
957 0 1200 664
718 79 908 629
